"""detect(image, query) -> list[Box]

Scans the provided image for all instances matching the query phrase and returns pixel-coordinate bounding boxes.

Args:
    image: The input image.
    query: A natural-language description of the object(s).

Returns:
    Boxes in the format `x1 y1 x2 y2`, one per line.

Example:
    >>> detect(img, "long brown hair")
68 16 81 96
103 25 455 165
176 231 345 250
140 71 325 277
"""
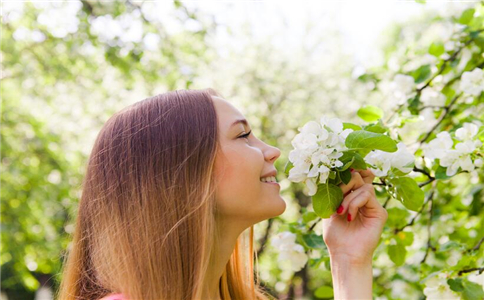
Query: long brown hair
56 88 272 300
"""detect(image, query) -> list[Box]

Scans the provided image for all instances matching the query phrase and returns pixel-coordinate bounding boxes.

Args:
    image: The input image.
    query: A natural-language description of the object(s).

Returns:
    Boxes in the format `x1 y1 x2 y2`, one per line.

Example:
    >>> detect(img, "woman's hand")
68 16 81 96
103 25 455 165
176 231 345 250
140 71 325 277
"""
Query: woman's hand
322 168 388 264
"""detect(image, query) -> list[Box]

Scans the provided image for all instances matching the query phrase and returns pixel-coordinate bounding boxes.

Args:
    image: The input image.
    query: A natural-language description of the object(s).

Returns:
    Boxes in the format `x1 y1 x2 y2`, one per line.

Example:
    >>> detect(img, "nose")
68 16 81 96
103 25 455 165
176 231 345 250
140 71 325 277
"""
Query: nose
264 144 281 163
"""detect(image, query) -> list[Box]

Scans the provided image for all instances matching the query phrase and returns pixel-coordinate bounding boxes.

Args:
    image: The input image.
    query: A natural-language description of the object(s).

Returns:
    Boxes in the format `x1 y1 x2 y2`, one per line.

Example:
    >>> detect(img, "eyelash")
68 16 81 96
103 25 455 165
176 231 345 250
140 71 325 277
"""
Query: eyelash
238 130 252 140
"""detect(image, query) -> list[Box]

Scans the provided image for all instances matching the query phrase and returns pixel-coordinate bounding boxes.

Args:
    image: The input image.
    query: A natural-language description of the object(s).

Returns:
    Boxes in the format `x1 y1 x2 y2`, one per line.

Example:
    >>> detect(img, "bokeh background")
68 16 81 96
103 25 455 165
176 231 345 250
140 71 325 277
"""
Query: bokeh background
2 1 483 299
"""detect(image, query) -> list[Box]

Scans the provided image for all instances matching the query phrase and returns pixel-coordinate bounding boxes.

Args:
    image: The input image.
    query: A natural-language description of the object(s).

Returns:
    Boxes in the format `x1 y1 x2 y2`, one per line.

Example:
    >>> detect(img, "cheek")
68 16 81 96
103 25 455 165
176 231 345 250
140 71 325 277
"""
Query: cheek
214 145 264 216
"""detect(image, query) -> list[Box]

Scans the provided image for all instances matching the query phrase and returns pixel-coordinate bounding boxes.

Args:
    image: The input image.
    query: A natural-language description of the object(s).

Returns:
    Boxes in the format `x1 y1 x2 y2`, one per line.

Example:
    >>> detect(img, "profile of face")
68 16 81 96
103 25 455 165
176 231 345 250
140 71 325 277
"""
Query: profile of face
211 96 286 228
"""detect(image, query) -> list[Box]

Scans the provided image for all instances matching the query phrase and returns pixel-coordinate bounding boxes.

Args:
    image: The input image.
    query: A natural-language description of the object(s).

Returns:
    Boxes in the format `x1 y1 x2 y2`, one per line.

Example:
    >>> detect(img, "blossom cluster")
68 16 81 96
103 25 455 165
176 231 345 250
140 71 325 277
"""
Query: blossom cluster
460 67 484 96
270 232 308 272
423 272 460 300
422 122 483 176
364 142 415 177
287 117 354 196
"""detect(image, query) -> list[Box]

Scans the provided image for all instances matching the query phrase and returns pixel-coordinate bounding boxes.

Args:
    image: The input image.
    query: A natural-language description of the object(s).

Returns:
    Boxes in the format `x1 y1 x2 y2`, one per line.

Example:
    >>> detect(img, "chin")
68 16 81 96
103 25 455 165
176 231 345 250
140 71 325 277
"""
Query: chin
270 197 287 217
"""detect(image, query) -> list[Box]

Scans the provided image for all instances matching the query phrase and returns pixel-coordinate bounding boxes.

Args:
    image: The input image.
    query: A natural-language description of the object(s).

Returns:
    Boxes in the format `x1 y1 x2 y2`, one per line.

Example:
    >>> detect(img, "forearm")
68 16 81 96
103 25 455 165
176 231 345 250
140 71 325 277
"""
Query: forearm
329 255 373 300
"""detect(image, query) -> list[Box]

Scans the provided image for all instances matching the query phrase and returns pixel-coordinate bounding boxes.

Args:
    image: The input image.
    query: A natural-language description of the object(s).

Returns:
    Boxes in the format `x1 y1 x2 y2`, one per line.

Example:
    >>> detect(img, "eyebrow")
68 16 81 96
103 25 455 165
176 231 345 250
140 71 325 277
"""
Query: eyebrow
231 118 249 128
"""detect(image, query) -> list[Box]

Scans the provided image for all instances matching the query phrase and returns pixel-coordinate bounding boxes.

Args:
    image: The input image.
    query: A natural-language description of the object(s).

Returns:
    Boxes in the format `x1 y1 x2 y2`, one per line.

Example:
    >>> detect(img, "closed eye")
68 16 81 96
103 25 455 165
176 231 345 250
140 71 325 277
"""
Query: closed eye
238 130 252 139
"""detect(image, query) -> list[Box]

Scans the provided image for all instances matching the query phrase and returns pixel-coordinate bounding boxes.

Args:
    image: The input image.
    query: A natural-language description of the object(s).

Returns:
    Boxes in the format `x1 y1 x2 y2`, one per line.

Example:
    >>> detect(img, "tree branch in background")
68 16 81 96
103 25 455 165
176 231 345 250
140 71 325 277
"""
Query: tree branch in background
256 218 274 257
421 193 437 264
394 189 435 234
458 267 484 276
465 235 484 254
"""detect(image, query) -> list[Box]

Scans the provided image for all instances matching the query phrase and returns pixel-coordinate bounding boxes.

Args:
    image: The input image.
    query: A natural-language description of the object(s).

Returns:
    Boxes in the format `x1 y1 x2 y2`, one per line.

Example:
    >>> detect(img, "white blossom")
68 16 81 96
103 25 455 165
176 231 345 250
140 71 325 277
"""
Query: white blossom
460 68 484 96
421 88 446 106
423 123 483 176
364 142 415 177
455 122 479 141
390 74 415 103
288 117 352 196
271 232 308 272
423 272 460 300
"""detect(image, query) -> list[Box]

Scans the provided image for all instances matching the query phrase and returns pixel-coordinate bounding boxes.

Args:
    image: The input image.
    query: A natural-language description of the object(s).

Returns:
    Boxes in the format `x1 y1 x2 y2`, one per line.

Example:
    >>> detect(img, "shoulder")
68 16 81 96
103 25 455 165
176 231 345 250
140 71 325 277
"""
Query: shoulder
98 293 128 300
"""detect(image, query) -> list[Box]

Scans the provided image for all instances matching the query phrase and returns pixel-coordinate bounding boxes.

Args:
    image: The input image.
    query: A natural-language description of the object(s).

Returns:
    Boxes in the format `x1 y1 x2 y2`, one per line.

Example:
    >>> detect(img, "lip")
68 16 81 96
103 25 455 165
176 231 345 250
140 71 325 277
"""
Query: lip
261 170 277 178
261 181 280 187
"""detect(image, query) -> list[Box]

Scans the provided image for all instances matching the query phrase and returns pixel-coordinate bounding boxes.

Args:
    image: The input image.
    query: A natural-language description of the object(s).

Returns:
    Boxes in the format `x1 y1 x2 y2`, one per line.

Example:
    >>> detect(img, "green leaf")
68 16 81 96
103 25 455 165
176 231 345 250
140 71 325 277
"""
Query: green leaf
462 280 484 300
429 42 445 57
314 286 334 298
339 151 367 170
387 177 425 211
447 278 464 292
339 169 352 185
302 211 318 223
435 165 452 179
284 160 294 176
302 233 326 248
458 8 475 25
357 105 384 122
411 64 431 84
363 123 388 134
337 156 354 172
343 122 362 131
388 243 406 266
345 130 398 152
396 231 414 246
312 183 343 219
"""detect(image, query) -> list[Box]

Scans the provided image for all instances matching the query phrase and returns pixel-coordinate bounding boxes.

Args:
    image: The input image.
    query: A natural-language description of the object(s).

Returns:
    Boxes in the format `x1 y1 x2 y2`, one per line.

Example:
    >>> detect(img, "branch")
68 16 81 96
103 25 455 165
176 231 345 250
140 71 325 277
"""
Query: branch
256 218 274 257
383 195 391 208
418 92 462 145
458 267 484 276
465 236 484 254
394 189 435 234
421 192 437 264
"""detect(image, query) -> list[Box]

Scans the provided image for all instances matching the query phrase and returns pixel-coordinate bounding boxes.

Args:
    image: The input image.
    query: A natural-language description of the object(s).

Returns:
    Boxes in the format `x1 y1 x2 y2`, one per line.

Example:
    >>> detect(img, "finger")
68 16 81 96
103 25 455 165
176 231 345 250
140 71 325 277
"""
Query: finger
357 168 376 184
346 189 375 222
339 171 365 196
336 183 378 216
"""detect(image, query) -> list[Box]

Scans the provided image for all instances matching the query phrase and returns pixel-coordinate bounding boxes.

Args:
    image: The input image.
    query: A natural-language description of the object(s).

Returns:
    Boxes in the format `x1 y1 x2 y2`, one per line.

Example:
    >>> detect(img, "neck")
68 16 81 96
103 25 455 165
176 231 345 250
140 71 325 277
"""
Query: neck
202 216 250 300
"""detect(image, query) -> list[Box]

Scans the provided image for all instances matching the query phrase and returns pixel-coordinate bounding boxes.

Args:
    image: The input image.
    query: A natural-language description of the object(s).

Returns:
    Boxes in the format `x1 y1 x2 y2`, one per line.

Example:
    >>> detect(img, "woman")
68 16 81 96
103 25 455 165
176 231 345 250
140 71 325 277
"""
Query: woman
56 88 388 300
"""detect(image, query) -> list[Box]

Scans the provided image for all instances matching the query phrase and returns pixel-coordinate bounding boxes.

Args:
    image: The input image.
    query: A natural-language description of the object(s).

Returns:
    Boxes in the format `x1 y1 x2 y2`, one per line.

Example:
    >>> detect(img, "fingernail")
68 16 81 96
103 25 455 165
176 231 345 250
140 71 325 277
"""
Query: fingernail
350 168 355 173
337 205 344 214
347 213 352 222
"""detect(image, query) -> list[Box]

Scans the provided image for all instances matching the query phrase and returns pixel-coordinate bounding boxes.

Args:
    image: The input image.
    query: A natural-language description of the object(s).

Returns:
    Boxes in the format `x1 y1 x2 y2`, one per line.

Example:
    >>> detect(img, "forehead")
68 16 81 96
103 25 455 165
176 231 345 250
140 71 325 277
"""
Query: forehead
211 96 246 126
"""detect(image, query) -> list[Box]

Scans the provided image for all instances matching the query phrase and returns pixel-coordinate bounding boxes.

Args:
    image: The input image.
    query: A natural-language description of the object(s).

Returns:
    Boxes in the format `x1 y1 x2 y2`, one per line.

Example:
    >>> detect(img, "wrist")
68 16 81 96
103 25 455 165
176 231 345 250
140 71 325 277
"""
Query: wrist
329 252 374 266
329 254 373 299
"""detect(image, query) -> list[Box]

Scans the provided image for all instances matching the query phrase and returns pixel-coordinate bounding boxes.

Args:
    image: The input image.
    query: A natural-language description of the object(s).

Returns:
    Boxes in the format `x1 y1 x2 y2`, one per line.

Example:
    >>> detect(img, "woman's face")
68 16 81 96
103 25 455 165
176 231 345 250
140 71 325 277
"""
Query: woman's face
212 96 286 227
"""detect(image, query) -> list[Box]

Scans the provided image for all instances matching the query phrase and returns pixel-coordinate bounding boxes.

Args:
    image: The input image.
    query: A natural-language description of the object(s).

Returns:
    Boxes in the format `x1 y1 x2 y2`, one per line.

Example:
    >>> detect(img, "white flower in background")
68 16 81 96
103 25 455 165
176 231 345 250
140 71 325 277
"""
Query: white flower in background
364 142 415 177
455 122 479 141
271 232 308 272
288 117 352 196
423 131 454 160
460 68 484 96
312 219 324 236
423 123 483 176
390 74 415 102
423 272 460 300
421 88 446 106
467 272 484 287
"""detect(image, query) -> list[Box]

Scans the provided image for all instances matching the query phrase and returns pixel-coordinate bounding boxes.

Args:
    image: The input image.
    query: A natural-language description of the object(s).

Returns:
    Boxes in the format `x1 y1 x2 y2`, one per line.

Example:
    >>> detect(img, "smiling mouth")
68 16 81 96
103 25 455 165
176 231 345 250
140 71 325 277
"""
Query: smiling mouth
260 176 277 183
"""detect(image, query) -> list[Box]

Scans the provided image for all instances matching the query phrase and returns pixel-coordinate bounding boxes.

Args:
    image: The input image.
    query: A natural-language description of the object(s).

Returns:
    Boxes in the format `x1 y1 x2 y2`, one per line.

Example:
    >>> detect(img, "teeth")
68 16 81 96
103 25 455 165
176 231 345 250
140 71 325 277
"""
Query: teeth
261 176 277 183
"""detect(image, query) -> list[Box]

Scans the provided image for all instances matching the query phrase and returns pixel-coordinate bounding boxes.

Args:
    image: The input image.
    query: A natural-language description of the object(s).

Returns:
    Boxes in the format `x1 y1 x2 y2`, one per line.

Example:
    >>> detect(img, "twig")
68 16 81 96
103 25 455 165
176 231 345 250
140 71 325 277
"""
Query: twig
383 196 391 208
394 189 435 234
256 218 274 257
309 218 321 232
465 236 484 254
421 194 437 264
418 92 462 145
458 267 484 276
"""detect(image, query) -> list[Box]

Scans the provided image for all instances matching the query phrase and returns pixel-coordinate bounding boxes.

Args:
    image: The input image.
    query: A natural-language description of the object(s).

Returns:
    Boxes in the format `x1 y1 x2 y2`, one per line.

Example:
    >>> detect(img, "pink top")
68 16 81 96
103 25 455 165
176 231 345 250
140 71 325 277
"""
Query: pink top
98 293 128 300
